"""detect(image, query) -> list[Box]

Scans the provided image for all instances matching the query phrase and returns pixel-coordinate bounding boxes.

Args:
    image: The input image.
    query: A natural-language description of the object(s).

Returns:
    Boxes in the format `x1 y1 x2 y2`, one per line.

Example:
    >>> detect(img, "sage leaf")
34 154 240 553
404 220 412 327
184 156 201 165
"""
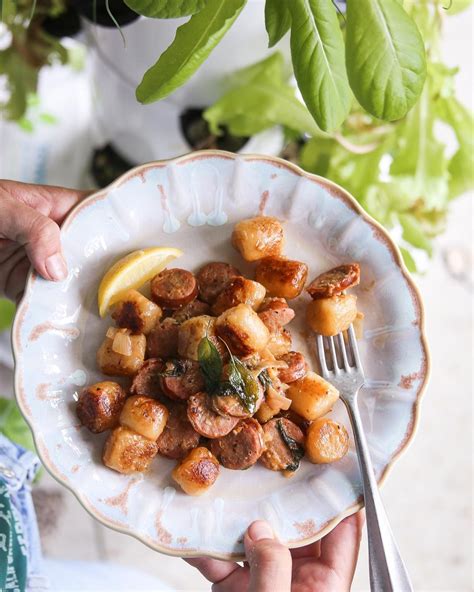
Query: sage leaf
265 0 291 48
198 336 223 393
233 359 260 414
289 0 351 132
123 0 208 19
277 419 304 471
136 0 246 104
345 0 427 121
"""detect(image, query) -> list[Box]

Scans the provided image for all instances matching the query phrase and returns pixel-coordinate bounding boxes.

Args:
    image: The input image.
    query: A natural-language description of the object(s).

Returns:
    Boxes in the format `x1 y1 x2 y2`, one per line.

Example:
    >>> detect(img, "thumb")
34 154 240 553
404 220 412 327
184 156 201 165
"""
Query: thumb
244 521 292 592
1 197 67 281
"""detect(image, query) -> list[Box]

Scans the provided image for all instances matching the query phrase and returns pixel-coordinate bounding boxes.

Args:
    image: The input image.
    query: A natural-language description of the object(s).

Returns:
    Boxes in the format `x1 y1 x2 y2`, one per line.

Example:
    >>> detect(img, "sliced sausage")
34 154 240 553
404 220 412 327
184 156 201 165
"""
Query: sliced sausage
156 403 201 459
146 318 179 359
197 262 241 304
187 392 239 439
210 419 265 470
130 358 165 398
160 359 205 401
306 263 360 299
259 297 295 327
212 379 264 419
151 269 198 309
279 409 311 434
277 352 308 384
172 300 211 323
260 418 305 472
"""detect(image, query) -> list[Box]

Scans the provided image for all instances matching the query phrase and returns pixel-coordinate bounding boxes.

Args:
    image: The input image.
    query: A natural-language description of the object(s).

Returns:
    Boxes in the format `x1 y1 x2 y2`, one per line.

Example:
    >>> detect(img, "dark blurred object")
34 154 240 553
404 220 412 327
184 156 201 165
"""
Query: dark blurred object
42 6 82 38
91 144 134 187
180 108 249 152
71 0 140 27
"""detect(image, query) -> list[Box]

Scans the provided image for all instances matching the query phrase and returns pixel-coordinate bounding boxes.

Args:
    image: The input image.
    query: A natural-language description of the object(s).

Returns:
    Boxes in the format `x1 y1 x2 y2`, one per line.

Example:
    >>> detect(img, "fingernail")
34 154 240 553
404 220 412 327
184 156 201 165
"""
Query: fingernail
45 253 68 281
248 521 274 542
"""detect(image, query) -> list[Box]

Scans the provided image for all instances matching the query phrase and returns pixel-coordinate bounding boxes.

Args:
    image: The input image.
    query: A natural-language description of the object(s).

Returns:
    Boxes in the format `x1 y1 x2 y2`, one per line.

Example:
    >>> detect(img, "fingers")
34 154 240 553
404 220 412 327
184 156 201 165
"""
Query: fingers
184 557 240 584
0 196 67 281
320 511 365 587
244 521 292 592
1 180 89 223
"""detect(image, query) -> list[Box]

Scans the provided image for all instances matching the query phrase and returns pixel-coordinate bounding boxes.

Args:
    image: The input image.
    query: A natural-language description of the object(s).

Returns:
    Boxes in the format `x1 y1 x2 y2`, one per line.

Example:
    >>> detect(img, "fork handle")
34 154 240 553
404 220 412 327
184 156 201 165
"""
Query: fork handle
345 396 414 592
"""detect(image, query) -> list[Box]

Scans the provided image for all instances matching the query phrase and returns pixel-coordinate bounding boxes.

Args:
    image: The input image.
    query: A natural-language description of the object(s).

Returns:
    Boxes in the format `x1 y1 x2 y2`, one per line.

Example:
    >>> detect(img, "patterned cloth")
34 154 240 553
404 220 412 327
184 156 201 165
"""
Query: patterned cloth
0 435 48 592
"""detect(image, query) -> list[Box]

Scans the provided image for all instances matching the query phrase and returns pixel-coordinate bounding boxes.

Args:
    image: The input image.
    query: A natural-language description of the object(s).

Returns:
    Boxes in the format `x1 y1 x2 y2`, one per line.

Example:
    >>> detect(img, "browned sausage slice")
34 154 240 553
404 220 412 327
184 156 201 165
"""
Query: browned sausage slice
259 297 295 327
196 262 241 304
151 269 198 309
306 263 360 299
160 359 205 401
146 318 179 359
260 418 305 472
277 351 308 384
172 300 211 323
130 358 165 398
187 392 239 438
210 419 265 470
156 403 201 459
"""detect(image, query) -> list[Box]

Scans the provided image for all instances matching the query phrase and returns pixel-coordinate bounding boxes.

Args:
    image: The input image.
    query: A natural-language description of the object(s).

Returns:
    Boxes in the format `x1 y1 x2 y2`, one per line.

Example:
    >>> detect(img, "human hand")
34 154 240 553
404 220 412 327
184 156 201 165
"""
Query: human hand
187 512 364 592
0 180 89 301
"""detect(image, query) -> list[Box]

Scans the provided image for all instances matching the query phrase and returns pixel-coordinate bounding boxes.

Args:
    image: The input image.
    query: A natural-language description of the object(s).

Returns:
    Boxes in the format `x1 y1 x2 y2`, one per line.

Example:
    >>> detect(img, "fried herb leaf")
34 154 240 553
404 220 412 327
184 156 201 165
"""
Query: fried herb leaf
258 368 272 390
198 335 223 392
160 359 188 378
277 419 305 472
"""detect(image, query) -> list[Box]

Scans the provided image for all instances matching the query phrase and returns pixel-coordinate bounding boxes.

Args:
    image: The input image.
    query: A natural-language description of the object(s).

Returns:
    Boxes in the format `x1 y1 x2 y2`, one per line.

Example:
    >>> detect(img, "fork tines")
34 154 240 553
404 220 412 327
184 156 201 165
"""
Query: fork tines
316 325 362 378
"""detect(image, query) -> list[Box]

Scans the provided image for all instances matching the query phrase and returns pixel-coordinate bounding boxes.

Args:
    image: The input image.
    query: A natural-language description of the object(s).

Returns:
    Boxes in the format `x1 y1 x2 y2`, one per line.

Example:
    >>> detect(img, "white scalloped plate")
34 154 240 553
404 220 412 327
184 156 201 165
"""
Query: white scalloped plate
13 151 429 559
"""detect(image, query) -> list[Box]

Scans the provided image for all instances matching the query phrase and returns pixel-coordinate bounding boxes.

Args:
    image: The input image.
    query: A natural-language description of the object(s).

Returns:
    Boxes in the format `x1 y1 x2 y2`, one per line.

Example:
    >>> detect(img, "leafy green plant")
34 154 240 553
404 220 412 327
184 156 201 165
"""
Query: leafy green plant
202 1 473 271
0 299 15 331
0 397 34 452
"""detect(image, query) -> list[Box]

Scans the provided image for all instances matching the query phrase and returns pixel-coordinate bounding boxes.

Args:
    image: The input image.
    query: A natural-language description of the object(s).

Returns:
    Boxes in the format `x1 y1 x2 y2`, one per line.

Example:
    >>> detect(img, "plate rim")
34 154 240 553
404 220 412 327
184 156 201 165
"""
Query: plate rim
12 149 431 560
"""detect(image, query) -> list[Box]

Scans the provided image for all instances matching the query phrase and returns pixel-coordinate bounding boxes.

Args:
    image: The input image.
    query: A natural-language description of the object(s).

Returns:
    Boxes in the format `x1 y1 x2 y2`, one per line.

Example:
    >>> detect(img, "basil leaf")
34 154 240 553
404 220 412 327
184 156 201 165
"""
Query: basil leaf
136 0 246 104
265 0 291 48
289 0 351 132
345 0 426 121
277 419 304 472
123 0 208 19
198 336 223 392
0 300 15 332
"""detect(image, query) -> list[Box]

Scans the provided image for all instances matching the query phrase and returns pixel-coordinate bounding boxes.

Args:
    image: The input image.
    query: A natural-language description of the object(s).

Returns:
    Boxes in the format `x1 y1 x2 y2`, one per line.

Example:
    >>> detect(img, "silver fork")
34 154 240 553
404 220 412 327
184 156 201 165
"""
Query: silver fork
316 325 413 592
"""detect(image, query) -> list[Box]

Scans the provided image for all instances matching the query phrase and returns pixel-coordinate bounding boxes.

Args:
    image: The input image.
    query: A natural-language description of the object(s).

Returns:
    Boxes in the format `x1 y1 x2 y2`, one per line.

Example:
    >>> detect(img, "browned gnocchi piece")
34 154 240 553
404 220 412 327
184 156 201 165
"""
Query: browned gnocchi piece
119 395 169 441
306 418 349 464
97 330 146 376
255 257 308 300
103 426 158 474
212 277 266 315
215 304 270 357
111 289 162 334
76 381 126 433
172 446 220 495
286 371 339 421
232 216 284 261
266 327 292 358
306 294 357 336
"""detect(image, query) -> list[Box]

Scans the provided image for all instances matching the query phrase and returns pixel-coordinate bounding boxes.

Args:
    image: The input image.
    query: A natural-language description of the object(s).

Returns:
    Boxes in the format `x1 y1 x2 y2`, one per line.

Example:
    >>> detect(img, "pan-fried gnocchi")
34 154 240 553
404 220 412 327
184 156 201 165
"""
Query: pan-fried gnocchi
81 215 360 495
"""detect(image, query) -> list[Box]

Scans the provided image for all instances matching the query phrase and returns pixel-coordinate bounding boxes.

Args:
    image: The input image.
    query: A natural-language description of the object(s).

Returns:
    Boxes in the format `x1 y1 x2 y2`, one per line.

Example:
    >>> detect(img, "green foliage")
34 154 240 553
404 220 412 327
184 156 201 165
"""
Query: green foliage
136 0 246 104
203 53 320 137
264 0 290 48
0 398 35 452
345 0 426 121
0 300 15 332
198 335 223 393
289 0 351 132
123 0 207 19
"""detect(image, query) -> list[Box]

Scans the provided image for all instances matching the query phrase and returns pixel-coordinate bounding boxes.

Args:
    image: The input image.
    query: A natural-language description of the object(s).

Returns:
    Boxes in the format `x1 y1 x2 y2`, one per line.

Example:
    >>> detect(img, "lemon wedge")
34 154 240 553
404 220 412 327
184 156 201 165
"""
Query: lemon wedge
98 247 183 317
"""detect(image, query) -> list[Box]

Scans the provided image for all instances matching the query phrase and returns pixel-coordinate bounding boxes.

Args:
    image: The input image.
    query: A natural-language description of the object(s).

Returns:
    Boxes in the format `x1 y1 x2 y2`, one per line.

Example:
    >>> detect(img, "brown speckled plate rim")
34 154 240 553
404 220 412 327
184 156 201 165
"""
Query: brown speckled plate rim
12 150 431 561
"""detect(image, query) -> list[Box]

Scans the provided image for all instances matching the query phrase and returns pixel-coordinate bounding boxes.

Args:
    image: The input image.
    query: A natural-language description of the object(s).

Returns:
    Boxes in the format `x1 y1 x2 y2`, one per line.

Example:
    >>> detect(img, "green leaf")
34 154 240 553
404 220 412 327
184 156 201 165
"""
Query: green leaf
0 49 38 120
276 419 304 471
0 398 35 452
400 247 417 273
289 0 351 132
198 335 223 392
437 97 474 199
399 213 433 255
445 0 473 15
136 0 246 104
265 0 291 47
345 0 426 121
299 137 339 178
0 299 15 331
225 52 286 89
123 0 208 19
